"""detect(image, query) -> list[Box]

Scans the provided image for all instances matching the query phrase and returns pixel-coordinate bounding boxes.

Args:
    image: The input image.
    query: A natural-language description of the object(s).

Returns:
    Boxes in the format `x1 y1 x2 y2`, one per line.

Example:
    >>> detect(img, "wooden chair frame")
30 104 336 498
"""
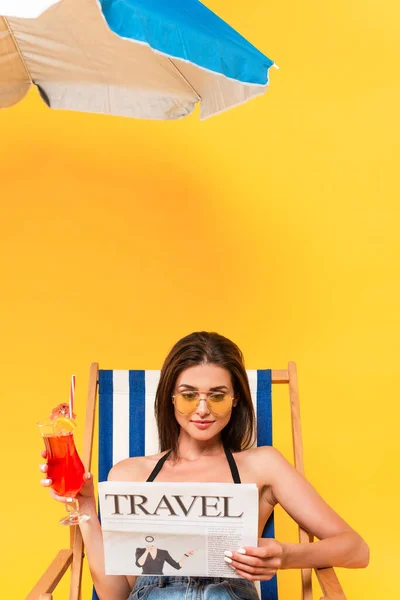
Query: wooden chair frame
26 362 347 600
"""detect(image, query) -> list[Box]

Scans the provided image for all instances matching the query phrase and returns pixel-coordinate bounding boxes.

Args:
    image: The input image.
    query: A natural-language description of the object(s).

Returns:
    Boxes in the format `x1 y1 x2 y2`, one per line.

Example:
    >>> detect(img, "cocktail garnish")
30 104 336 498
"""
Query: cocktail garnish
53 417 77 435
50 403 76 421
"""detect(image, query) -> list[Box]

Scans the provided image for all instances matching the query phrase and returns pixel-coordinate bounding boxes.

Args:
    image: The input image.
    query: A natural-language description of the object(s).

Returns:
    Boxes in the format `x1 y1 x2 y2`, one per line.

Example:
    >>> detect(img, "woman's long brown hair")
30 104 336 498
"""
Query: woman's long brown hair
155 332 256 455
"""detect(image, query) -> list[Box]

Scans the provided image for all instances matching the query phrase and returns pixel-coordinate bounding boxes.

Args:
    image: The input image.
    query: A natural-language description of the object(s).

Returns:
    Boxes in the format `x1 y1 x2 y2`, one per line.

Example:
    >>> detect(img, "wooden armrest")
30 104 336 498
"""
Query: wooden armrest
25 549 73 600
315 566 347 600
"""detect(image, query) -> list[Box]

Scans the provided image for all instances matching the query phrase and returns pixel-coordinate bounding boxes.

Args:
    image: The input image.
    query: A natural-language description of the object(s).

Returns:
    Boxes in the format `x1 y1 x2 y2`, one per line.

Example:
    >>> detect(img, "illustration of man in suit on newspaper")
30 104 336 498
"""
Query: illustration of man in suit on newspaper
135 535 196 574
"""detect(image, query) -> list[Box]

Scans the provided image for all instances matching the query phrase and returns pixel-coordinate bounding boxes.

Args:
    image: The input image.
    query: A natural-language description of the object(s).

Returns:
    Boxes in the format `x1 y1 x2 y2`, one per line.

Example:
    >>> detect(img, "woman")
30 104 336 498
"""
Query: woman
135 536 195 574
40 331 369 600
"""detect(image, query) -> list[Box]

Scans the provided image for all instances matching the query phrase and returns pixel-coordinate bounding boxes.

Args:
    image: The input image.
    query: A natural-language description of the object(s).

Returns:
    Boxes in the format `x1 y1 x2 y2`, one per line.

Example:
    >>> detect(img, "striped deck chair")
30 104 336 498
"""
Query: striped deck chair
26 362 346 600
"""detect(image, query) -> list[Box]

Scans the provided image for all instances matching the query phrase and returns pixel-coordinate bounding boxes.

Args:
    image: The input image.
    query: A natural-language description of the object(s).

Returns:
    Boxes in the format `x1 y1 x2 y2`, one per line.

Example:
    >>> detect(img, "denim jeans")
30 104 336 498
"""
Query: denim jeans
128 576 259 600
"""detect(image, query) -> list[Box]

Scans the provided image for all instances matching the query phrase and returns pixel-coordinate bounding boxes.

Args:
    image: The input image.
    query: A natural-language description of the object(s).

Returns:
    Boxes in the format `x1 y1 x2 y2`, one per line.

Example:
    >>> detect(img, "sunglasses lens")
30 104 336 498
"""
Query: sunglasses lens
208 393 232 415
174 393 199 414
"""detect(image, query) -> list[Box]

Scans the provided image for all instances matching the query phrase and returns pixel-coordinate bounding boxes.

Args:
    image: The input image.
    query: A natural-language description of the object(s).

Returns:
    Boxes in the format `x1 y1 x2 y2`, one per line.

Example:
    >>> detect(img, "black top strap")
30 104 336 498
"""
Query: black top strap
146 450 172 482
224 447 241 484
146 447 241 484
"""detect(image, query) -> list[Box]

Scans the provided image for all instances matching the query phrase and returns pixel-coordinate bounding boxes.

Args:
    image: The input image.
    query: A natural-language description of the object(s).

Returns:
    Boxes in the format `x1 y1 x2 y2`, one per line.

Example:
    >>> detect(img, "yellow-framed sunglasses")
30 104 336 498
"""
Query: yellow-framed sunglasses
172 390 234 416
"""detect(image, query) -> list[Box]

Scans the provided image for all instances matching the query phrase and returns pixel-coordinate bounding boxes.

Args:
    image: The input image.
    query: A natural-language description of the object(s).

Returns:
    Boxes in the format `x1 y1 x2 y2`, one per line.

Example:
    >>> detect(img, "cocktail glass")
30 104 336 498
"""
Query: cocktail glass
37 419 90 525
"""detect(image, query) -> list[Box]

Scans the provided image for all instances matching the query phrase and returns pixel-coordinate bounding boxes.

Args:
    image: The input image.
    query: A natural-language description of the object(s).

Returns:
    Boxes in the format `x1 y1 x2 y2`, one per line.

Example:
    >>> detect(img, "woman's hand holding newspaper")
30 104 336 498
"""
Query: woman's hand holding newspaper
224 539 284 581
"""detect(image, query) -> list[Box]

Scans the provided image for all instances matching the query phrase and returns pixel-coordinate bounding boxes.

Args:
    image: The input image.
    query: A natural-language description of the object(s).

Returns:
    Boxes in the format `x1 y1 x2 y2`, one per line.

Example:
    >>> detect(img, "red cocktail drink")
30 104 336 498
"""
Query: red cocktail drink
44 432 85 497
38 415 90 525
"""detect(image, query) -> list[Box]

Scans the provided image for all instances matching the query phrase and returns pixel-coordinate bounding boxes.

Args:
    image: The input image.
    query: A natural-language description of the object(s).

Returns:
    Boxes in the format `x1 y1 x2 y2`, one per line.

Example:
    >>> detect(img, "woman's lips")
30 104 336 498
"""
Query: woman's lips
190 420 215 429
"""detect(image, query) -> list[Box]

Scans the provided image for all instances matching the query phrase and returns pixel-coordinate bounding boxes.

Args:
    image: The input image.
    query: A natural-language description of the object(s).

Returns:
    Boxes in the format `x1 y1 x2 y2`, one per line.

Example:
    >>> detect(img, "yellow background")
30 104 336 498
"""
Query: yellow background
1 0 399 598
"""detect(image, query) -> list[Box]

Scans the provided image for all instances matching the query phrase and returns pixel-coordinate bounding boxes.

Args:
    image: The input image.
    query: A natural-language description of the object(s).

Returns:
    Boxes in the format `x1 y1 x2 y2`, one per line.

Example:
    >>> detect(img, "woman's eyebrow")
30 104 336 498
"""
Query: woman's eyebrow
178 384 229 391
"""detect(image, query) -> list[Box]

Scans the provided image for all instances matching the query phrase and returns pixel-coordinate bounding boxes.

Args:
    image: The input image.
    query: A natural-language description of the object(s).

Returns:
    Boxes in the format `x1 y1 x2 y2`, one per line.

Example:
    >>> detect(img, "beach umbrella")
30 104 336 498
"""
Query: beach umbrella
0 0 277 120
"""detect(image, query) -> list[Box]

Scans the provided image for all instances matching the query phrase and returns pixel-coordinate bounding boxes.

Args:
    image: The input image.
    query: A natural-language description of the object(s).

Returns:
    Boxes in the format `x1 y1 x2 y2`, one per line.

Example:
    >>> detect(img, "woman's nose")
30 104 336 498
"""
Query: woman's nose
196 397 210 416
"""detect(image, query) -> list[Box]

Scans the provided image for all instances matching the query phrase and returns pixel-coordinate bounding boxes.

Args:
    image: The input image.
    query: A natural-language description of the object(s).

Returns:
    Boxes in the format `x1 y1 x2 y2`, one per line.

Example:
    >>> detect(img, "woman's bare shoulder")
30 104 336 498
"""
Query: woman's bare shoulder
233 445 284 478
234 445 282 463
107 451 169 482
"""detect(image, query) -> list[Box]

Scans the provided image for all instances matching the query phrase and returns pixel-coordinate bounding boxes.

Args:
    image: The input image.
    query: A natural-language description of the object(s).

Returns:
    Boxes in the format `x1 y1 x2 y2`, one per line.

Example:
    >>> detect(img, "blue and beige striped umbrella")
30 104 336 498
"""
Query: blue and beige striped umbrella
0 0 277 120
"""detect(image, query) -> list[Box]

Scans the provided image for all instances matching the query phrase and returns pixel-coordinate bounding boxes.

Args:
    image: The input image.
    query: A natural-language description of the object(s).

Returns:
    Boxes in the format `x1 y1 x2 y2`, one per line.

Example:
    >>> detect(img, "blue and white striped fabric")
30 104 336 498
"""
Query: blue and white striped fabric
96 369 278 600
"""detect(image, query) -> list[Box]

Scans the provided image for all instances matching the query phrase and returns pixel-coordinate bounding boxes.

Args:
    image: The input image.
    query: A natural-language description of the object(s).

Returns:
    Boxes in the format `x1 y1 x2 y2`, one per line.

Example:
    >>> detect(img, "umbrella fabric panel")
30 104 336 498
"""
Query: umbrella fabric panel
4 0 200 119
169 57 268 119
100 0 274 85
0 16 30 107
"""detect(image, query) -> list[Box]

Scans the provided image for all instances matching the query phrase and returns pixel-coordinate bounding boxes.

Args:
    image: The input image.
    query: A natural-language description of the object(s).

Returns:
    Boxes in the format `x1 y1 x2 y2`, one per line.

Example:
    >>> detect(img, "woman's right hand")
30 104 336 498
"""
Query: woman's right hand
39 449 96 512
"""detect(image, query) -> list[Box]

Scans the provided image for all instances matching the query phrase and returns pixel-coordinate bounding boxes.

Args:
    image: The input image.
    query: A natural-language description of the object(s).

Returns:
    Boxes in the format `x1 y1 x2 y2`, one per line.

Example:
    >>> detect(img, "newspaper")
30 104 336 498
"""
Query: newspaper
99 481 258 578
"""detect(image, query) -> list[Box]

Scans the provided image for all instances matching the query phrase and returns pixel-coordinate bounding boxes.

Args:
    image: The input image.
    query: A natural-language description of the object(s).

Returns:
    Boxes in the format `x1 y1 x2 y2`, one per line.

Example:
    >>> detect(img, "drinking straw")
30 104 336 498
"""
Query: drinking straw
69 375 75 418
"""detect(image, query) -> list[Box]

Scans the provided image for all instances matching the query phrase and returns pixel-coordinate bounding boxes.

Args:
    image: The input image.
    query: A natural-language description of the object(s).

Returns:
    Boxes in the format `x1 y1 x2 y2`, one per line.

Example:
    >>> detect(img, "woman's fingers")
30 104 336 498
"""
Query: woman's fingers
40 477 52 487
227 554 280 570
225 545 282 573
40 478 67 500
233 567 276 581
40 449 47 458
40 471 95 506
224 548 279 581
49 488 73 503
78 472 95 497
